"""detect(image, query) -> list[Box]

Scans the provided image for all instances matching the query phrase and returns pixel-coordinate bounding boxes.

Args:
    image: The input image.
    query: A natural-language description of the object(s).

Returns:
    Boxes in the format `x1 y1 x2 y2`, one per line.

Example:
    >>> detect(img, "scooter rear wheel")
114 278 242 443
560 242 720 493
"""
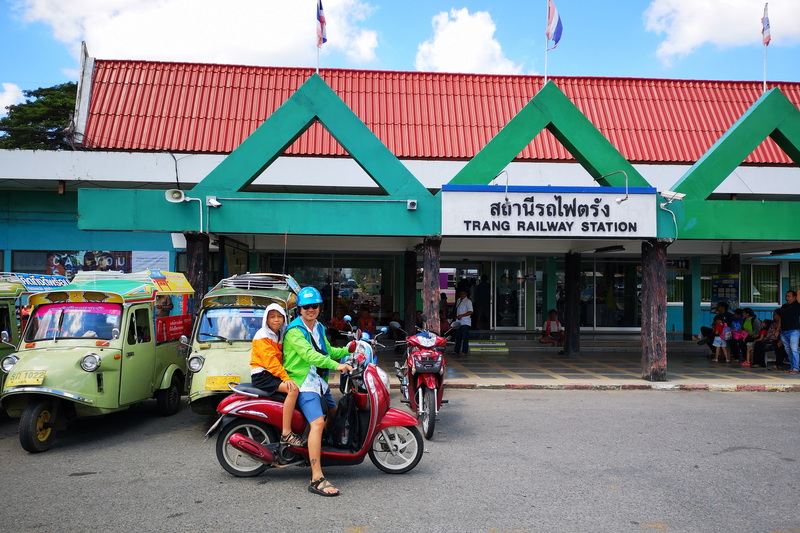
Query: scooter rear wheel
216 419 278 477
368 425 423 474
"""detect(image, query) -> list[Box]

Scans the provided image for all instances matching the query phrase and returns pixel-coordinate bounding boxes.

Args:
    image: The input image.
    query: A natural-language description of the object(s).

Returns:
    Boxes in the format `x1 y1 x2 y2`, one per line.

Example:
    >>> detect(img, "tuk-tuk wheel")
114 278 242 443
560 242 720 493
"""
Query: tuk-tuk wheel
19 398 57 453
156 376 182 416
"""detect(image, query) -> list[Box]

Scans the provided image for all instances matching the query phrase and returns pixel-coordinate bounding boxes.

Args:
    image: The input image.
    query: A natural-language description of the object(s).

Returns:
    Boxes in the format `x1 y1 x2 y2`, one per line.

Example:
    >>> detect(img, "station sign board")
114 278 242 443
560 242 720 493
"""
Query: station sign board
441 185 657 238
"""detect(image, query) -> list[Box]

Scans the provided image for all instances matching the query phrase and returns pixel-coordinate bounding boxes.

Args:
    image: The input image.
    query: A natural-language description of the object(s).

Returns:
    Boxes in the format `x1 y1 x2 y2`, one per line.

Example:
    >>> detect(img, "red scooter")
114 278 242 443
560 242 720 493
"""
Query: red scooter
206 326 423 478
391 316 458 440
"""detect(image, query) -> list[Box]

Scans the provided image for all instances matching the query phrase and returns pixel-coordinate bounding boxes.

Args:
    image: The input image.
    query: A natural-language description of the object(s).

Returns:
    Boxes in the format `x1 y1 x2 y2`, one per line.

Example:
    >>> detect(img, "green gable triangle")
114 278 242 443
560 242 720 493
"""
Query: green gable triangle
197 74 428 199
664 88 800 241
445 81 650 192
671 88 800 201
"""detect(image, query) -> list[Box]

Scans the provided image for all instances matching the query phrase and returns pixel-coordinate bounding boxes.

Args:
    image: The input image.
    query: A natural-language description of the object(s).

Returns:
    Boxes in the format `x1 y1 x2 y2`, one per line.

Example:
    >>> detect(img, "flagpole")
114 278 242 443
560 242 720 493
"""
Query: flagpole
543 0 549 85
762 44 767 94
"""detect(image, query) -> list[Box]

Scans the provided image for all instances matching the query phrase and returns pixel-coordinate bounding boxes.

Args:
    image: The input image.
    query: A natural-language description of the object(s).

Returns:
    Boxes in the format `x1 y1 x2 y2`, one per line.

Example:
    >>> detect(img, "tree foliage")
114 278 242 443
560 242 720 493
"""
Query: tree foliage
0 82 77 150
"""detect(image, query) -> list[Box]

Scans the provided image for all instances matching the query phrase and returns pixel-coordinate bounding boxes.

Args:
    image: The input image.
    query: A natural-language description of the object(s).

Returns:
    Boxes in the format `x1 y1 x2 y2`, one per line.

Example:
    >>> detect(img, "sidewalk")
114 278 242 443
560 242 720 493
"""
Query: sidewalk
376 335 800 392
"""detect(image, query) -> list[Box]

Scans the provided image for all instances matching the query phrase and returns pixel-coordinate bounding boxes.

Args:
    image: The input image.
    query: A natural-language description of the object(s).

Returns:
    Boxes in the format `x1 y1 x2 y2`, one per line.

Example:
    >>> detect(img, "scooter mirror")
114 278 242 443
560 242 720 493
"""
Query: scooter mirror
389 321 402 330
344 315 352 322
380 326 387 334
450 320 462 329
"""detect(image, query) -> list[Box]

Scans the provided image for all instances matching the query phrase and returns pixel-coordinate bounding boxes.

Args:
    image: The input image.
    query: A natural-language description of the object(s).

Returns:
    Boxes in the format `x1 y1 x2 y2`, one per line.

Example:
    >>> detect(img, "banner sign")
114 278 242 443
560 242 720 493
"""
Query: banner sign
14 274 70 292
441 186 657 238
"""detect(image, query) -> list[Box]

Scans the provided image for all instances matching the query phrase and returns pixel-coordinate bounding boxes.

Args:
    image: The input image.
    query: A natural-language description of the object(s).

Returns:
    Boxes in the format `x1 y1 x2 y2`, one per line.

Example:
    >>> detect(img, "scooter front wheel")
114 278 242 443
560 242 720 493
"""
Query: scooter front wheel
216 419 278 477
419 386 436 440
368 425 423 474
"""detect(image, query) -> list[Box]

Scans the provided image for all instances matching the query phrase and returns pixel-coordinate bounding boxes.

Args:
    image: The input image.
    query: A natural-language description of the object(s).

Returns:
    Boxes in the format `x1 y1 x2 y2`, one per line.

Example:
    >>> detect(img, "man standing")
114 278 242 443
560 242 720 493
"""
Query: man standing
453 288 473 358
777 290 800 375
282 286 354 496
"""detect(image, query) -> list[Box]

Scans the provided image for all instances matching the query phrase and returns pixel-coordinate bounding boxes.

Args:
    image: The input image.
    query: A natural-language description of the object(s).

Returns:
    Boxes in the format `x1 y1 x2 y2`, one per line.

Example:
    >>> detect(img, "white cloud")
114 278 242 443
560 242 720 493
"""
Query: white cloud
16 0 378 68
0 83 25 117
415 8 522 74
645 0 800 65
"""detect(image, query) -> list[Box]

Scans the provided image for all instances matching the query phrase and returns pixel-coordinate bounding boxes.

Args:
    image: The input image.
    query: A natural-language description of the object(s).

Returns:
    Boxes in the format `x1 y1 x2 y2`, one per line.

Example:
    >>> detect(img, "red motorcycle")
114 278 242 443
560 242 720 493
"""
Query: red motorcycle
206 327 423 478
391 316 458 440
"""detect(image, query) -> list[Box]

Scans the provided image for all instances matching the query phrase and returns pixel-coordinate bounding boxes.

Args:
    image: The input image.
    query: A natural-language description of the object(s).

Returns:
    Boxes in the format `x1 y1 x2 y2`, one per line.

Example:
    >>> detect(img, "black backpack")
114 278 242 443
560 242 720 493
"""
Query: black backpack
328 393 360 450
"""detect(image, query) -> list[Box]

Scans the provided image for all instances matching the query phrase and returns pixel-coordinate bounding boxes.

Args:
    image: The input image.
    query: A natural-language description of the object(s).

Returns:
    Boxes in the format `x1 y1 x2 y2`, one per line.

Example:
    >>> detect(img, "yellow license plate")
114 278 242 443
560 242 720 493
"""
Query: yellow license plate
7 370 46 386
205 376 239 390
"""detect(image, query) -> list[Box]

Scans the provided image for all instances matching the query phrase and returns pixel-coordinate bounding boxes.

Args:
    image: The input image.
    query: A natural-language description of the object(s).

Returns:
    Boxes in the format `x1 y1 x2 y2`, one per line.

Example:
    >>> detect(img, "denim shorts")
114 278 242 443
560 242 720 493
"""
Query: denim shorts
298 389 336 422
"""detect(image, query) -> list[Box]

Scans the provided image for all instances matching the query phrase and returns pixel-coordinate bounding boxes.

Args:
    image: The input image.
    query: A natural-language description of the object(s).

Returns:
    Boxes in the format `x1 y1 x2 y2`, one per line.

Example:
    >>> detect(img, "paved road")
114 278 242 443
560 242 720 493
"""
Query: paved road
0 390 798 533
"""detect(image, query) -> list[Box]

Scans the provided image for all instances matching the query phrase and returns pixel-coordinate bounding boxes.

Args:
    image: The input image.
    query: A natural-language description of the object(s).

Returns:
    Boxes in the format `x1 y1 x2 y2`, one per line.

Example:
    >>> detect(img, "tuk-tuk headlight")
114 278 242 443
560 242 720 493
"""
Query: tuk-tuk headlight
80 353 101 372
188 355 205 373
1 354 18 373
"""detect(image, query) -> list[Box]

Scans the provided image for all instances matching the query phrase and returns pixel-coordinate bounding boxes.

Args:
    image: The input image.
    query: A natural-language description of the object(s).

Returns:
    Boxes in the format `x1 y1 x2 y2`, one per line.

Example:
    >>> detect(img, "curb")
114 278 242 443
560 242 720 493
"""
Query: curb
446 383 800 392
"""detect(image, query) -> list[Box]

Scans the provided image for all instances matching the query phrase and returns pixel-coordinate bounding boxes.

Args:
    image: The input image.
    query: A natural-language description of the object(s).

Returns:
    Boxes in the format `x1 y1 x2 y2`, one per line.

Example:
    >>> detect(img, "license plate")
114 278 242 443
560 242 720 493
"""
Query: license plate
205 376 239 390
6 370 46 386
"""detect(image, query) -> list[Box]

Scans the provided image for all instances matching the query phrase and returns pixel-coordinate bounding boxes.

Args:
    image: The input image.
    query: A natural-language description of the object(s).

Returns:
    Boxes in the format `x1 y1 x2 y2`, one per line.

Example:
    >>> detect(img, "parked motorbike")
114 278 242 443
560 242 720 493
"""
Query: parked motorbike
206 319 423 477
390 316 459 439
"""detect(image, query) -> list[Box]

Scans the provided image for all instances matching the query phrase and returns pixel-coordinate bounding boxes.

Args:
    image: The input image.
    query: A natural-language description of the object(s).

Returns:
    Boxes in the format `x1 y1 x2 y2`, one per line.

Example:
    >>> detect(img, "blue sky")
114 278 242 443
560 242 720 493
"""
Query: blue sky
1 0 799 116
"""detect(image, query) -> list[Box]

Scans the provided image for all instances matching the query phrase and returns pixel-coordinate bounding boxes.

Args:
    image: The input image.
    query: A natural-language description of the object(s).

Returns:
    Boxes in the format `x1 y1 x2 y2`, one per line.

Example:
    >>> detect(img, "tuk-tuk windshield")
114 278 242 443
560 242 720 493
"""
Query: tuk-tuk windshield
197 307 265 343
26 302 123 341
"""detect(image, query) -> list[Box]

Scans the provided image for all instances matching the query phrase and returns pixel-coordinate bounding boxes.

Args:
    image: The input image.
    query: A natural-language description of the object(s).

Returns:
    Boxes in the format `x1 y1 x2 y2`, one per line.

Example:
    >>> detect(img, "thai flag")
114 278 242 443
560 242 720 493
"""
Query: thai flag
317 0 327 48
761 3 771 46
546 0 563 50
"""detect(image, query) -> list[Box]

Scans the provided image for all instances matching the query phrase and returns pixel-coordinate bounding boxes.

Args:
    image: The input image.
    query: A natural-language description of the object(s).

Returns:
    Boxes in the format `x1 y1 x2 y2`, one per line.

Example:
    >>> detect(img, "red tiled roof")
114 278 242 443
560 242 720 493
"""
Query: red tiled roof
80 60 800 165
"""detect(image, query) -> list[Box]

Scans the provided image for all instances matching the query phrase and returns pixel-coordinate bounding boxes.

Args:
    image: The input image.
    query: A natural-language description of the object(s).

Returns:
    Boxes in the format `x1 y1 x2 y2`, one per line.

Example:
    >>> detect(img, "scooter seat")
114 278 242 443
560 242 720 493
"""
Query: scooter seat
233 383 288 402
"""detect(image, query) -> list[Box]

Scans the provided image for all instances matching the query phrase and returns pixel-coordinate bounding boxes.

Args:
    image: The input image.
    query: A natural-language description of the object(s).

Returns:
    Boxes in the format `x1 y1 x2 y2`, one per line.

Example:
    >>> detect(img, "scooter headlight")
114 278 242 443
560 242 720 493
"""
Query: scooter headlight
1 354 19 373
188 355 205 373
80 353 101 372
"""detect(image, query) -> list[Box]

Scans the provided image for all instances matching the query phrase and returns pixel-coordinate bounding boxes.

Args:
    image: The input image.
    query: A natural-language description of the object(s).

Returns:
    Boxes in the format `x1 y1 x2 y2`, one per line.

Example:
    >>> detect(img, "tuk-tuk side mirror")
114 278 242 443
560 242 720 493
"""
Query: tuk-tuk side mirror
1 330 9 343
178 335 191 357
111 328 120 340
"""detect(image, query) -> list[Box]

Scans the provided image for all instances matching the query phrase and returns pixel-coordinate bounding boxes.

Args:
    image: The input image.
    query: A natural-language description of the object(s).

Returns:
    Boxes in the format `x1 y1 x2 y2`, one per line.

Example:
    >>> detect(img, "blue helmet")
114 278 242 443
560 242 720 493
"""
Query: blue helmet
297 286 323 306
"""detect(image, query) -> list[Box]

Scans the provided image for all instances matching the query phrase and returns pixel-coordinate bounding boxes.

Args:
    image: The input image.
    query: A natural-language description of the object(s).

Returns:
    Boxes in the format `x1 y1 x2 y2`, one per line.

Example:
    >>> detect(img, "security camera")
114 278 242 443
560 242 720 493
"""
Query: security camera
165 189 186 203
206 196 222 208
660 190 686 201
407 200 417 210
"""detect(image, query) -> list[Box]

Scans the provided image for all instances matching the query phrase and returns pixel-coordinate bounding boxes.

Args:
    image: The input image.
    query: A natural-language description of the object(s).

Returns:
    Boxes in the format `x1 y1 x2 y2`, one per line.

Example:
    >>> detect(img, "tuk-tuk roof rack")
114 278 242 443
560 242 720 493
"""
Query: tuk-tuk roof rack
220 273 296 292
71 271 154 284
0 272 24 283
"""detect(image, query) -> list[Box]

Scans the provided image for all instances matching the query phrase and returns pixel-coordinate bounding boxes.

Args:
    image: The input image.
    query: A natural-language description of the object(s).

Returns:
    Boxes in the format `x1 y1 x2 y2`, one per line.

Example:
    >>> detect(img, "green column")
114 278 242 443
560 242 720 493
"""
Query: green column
682 257 702 339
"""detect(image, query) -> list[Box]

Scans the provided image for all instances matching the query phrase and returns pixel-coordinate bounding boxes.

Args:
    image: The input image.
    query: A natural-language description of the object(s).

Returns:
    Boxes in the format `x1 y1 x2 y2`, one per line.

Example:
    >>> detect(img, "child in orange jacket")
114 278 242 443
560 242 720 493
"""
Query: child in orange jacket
250 302 305 447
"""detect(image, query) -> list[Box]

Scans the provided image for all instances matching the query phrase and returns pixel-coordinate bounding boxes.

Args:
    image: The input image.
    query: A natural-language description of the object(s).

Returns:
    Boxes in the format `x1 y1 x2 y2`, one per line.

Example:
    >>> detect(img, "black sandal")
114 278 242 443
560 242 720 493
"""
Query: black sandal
309 477 340 497
280 432 307 447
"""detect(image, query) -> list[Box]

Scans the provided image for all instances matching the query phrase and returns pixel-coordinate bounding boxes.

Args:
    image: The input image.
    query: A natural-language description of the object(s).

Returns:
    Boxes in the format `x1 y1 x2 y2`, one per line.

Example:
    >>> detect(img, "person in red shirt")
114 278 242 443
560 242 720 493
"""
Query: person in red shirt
357 308 374 333
540 309 565 351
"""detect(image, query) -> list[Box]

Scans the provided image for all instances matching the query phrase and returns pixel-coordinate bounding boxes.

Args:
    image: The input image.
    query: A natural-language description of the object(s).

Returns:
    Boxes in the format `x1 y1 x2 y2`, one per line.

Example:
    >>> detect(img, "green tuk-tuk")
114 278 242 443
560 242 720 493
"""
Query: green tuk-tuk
0 273 70 406
186 273 299 414
0 270 194 452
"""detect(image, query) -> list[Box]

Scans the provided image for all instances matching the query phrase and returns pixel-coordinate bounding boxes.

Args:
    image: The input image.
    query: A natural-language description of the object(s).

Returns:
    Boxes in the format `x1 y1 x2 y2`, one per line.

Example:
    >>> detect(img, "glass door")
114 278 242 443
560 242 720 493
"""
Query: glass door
494 261 525 329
